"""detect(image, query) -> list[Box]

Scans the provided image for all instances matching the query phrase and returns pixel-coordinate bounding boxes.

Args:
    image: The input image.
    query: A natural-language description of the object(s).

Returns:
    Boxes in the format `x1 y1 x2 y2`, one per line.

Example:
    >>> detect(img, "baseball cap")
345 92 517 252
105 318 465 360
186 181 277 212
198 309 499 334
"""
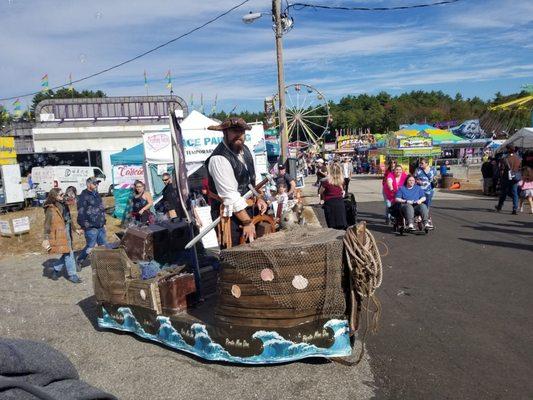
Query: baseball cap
86 177 101 185
278 163 286 169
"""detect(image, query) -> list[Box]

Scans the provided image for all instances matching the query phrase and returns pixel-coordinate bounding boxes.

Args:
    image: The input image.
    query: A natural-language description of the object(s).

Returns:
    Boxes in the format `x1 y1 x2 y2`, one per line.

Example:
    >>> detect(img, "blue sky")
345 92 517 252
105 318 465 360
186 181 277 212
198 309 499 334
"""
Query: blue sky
1 0 532 113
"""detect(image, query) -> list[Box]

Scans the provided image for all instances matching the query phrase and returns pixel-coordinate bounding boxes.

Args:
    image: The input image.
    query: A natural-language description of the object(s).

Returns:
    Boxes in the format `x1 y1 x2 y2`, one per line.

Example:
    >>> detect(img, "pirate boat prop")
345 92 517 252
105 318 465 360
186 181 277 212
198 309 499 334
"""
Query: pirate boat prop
91 222 382 365
91 111 381 364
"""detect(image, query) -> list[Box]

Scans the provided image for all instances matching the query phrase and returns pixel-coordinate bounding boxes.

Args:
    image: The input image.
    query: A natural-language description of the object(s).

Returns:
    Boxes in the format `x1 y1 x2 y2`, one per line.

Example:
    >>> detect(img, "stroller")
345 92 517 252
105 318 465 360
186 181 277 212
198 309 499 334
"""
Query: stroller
344 192 358 226
389 202 433 235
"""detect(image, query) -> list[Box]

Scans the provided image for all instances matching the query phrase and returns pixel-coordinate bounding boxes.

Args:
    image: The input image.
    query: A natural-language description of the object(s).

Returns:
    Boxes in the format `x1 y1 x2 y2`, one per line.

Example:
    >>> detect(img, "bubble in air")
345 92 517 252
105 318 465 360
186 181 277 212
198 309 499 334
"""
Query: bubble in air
79 54 87 63
94 11 103 19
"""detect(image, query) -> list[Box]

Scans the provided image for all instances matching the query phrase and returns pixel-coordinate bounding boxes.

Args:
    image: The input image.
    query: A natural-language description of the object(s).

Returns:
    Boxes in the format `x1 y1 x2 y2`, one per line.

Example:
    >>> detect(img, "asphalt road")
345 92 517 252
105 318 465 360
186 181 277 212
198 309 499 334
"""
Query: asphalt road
358 196 533 400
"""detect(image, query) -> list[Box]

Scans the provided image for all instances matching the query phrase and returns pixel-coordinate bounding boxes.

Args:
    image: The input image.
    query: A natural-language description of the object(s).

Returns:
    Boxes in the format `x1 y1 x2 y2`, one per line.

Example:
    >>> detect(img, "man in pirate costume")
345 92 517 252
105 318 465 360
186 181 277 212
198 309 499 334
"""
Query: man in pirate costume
205 117 268 247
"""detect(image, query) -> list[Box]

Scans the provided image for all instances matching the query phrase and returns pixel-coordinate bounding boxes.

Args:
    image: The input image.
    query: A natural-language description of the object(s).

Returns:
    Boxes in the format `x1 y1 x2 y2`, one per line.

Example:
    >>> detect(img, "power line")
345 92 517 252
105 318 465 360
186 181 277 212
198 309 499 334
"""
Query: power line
290 0 462 12
0 0 250 102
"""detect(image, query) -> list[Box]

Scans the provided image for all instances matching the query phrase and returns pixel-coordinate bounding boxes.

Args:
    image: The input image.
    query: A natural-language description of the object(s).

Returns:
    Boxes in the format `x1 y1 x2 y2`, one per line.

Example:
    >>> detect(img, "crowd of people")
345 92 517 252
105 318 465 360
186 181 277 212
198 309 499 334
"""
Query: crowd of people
40 137 531 283
481 145 533 214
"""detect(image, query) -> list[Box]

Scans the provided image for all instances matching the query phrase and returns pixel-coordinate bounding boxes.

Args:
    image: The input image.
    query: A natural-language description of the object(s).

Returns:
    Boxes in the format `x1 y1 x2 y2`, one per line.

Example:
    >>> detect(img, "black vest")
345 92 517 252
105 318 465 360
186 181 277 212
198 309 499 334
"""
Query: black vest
206 142 256 214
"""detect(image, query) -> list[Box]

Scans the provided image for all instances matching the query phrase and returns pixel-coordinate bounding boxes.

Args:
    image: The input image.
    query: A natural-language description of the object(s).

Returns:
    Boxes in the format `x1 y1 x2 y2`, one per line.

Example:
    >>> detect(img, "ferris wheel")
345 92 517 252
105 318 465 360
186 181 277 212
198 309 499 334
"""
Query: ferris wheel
273 84 331 146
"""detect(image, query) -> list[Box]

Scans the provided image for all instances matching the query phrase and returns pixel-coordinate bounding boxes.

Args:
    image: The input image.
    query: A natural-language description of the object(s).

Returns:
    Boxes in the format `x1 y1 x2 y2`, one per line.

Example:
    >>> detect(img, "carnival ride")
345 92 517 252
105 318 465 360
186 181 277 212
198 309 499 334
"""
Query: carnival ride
272 84 331 147
482 84 533 137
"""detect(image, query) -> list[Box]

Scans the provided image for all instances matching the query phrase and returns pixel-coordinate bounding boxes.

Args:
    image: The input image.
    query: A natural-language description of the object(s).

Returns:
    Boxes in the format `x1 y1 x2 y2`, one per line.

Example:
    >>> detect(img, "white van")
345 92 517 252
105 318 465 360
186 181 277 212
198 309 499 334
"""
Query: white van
31 166 112 195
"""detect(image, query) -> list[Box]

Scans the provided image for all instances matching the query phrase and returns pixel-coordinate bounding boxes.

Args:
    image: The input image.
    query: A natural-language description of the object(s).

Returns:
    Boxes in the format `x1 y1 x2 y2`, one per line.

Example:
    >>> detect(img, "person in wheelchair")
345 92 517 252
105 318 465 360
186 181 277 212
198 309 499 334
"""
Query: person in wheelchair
394 175 432 231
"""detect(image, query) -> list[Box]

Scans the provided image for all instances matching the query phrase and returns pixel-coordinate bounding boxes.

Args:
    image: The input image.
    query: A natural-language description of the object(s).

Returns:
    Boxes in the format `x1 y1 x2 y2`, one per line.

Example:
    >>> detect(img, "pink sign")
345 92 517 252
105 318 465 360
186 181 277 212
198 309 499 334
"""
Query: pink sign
146 133 170 151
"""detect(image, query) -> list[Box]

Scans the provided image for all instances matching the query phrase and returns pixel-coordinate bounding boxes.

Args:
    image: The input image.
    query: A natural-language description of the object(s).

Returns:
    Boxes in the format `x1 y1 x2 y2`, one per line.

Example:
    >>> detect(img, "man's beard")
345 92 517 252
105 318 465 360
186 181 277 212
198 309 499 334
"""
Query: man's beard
231 141 243 152
228 138 244 153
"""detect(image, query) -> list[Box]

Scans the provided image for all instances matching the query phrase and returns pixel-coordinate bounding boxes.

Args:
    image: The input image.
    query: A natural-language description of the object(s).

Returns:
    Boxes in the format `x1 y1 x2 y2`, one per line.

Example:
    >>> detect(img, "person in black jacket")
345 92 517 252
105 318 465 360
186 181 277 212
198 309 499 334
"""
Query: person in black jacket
76 177 107 265
481 158 494 195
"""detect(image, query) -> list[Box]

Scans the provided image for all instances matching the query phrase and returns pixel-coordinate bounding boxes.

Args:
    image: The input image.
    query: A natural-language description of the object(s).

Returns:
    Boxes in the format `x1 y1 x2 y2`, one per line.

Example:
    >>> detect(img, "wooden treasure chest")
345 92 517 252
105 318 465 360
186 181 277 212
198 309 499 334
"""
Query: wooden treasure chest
158 273 196 315
122 225 169 263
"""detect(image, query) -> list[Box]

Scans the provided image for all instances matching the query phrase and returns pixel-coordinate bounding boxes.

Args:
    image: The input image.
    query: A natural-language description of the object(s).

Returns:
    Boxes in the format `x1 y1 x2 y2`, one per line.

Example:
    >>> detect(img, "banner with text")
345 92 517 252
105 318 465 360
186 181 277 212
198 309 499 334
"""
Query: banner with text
112 165 146 189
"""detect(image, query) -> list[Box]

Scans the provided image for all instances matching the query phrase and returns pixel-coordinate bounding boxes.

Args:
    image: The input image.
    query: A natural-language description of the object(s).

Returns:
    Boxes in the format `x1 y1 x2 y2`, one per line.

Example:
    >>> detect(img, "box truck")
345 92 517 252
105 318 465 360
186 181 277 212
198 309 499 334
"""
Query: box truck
31 166 112 195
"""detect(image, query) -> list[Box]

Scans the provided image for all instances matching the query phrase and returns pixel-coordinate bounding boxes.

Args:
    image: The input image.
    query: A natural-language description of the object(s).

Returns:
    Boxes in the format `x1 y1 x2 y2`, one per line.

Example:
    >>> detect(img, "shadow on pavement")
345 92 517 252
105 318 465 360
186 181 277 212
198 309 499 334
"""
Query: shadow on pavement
459 238 533 252
78 295 102 331
463 225 533 237
482 220 533 229
433 205 494 212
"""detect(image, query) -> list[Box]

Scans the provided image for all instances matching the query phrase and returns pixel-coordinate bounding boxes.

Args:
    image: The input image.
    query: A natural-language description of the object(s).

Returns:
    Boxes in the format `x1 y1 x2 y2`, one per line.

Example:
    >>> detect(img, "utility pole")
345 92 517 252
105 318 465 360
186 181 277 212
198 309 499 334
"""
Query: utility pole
273 0 288 163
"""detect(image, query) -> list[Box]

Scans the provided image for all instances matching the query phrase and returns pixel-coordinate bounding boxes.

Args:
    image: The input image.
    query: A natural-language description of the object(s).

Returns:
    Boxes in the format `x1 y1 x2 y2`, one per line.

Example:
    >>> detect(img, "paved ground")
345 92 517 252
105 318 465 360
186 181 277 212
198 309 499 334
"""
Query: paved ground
1 175 531 400
352 188 533 399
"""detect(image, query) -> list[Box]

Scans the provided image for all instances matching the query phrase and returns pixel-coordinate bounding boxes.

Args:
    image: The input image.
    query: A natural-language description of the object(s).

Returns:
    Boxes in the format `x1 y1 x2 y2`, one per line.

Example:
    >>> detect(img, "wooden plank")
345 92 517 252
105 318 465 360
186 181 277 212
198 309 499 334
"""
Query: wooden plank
218 289 326 309
219 265 340 283
216 304 320 319
218 276 327 296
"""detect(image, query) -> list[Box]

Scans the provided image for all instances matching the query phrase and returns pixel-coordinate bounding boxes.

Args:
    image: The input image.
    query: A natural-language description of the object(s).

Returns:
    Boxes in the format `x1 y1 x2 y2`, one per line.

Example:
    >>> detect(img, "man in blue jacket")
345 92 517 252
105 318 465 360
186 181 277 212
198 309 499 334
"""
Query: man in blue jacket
76 177 107 266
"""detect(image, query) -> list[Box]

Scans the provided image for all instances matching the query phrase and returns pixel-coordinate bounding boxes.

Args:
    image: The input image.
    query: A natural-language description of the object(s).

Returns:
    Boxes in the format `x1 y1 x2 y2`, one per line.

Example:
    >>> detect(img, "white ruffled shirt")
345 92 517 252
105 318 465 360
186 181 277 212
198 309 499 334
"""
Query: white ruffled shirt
208 151 255 213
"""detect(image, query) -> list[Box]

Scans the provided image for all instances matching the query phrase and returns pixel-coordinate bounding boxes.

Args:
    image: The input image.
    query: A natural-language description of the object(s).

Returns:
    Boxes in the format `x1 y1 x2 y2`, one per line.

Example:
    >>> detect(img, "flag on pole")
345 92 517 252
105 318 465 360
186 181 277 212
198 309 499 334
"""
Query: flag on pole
144 70 149 95
41 74 49 92
189 93 194 108
200 93 204 114
168 110 190 222
68 73 74 91
211 94 218 114
13 99 22 117
165 70 172 90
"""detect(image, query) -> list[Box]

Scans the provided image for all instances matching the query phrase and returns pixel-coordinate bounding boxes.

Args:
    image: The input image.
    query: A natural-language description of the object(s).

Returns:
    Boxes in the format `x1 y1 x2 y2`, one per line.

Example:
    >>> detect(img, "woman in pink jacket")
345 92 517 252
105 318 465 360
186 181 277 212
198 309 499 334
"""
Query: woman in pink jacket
383 164 408 224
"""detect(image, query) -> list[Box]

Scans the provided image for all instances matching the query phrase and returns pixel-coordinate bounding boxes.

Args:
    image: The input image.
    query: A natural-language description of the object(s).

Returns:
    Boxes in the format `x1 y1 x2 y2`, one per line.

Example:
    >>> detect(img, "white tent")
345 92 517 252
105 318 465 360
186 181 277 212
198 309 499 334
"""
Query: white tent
180 110 268 176
496 127 533 153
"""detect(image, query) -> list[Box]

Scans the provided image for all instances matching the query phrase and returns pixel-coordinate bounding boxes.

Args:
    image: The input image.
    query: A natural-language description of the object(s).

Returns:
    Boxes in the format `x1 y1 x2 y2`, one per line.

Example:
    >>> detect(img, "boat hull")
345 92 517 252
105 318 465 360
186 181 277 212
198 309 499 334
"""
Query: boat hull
97 304 352 364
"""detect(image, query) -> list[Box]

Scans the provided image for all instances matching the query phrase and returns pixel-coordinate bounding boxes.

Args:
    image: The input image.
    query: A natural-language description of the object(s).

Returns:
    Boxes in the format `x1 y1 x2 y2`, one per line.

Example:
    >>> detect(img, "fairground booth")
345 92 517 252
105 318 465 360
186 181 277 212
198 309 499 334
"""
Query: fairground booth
381 124 460 171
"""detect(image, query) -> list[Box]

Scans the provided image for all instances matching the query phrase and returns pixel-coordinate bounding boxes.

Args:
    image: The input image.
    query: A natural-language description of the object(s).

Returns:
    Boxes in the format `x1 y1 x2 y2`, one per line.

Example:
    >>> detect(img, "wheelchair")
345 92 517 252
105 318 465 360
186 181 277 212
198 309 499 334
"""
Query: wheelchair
388 203 433 236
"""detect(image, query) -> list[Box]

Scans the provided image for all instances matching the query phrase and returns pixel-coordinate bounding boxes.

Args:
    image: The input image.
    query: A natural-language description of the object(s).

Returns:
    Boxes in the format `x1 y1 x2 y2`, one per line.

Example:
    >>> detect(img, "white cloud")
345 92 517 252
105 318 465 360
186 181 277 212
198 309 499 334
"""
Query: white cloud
0 0 532 109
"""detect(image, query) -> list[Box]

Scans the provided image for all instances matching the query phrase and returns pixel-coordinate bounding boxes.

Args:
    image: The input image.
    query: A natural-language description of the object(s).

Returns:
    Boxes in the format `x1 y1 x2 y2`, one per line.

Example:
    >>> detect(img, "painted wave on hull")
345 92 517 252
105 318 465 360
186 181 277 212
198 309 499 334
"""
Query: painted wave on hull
98 307 351 364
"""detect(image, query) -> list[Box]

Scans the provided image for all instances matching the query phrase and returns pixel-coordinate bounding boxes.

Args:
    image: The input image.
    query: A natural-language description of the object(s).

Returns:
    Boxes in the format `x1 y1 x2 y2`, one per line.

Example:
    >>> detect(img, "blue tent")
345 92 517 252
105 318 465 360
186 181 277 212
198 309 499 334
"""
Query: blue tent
110 143 144 165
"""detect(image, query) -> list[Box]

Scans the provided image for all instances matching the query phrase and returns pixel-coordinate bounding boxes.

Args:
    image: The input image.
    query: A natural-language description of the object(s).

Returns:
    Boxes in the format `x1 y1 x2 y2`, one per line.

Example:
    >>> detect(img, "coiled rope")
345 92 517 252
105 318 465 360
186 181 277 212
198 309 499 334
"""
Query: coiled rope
342 223 383 364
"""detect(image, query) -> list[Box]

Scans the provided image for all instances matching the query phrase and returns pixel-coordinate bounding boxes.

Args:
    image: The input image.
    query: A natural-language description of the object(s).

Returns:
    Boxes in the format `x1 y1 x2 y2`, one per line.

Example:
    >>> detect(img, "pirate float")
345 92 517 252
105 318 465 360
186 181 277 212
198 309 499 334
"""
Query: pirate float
91 115 382 364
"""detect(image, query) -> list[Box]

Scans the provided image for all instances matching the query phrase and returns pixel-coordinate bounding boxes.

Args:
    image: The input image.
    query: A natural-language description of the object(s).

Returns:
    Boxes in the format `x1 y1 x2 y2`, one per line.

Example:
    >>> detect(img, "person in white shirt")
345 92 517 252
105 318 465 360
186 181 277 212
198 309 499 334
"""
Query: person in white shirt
342 157 353 192
205 118 267 247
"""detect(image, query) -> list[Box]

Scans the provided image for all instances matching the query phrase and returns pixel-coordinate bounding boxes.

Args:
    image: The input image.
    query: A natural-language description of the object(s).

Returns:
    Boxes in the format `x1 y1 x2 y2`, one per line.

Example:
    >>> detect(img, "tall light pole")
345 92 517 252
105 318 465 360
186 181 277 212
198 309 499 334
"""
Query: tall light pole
272 0 289 163
243 3 291 162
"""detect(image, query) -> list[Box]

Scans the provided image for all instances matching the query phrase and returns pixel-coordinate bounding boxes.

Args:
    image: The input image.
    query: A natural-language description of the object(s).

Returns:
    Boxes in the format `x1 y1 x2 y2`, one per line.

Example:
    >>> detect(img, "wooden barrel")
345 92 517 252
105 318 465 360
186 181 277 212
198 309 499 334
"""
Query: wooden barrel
215 228 346 329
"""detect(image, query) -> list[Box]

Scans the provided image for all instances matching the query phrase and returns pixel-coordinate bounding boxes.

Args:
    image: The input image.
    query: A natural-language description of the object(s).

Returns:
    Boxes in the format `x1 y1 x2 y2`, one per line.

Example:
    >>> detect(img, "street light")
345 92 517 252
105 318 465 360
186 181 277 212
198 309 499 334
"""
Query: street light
243 0 292 163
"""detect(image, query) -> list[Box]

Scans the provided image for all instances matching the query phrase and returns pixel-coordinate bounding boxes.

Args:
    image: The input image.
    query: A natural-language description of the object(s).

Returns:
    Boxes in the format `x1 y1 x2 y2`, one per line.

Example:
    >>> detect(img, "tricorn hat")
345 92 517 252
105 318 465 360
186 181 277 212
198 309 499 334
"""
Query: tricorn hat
208 117 251 132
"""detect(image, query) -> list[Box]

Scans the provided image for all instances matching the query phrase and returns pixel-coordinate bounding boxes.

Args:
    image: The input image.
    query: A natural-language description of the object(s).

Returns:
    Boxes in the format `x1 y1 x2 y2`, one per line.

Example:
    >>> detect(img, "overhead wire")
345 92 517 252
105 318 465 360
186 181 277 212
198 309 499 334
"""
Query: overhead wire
289 0 463 12
0 0 250 102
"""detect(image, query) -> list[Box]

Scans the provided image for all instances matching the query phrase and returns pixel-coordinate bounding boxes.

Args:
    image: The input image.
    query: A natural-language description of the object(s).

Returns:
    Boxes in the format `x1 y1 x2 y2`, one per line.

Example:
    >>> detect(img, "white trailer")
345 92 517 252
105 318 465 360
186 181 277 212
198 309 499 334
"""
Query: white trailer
31 166 112 195
0 164 25 210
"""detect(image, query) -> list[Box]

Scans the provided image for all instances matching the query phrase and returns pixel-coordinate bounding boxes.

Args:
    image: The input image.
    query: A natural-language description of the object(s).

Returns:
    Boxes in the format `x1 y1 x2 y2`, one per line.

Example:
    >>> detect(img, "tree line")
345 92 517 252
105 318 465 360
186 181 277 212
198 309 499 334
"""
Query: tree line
1 89 529 137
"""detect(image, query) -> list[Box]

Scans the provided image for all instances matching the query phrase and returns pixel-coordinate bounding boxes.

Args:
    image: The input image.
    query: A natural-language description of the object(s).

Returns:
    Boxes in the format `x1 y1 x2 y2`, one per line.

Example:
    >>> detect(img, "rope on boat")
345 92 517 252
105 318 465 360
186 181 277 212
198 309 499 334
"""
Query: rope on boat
343 224 383 365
